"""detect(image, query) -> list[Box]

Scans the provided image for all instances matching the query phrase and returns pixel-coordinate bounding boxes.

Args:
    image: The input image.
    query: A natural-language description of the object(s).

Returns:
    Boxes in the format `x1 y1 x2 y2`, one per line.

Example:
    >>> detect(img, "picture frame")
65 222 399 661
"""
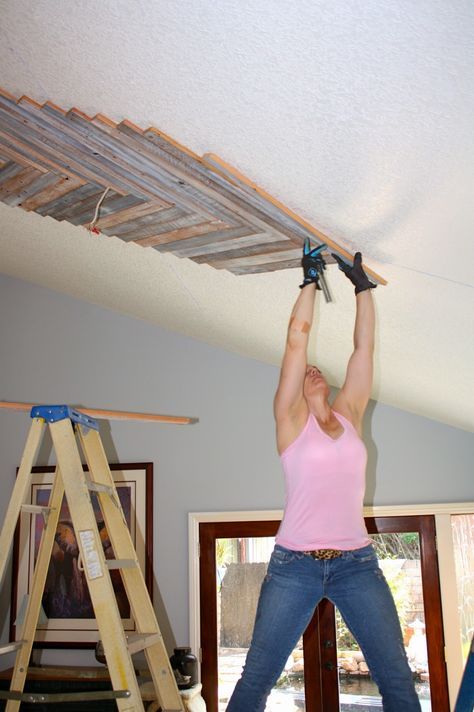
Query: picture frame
10 462 153 648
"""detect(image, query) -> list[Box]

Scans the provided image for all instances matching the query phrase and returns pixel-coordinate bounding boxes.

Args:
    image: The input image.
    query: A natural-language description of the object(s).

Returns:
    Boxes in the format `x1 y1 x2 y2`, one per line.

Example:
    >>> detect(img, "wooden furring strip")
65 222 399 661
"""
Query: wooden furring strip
0 401 198 425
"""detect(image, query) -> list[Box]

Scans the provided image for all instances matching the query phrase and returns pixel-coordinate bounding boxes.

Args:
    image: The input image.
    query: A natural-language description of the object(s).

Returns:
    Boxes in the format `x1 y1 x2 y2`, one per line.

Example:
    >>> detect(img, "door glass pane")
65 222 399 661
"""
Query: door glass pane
336 533 431 711
217 536 305 711
451 514 474 662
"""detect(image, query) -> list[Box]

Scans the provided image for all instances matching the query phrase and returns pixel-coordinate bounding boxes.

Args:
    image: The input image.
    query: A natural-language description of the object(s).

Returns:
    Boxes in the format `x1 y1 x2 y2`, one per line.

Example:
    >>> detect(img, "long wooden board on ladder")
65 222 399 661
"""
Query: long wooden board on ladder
0 403 196 711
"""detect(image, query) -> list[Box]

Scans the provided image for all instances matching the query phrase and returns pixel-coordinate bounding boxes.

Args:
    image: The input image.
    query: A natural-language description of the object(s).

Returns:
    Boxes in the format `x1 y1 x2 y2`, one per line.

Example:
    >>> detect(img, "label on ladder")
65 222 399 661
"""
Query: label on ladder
79 530 104 579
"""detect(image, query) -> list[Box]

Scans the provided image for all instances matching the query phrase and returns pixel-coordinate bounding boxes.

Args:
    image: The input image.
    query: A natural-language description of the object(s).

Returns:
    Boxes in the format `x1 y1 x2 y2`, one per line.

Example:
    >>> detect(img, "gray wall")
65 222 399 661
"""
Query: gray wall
1 274 473 666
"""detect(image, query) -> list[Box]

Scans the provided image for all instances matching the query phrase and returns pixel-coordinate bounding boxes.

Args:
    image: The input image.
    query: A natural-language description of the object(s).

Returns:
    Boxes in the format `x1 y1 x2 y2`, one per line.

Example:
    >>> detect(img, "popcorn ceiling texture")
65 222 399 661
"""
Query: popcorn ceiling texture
0 0 473 431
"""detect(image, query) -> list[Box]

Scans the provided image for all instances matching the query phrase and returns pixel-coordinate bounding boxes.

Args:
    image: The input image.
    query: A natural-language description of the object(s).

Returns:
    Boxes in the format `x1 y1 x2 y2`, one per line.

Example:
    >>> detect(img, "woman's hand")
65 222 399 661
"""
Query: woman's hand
332 252 376 294
300 239 327 289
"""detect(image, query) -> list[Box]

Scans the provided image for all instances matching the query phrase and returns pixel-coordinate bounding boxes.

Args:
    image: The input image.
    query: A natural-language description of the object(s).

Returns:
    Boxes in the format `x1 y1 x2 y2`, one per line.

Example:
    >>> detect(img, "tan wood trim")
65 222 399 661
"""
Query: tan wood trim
0 401 198 424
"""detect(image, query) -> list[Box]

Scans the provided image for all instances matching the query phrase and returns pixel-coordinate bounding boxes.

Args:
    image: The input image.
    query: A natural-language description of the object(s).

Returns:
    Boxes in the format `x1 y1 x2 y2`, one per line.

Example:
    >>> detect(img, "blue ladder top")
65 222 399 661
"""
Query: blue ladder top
30 405 99 431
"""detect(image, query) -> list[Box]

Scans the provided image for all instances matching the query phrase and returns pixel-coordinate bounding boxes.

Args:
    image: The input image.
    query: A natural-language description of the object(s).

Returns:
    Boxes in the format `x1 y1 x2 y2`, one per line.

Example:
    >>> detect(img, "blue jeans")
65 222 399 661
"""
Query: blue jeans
226 544 421 712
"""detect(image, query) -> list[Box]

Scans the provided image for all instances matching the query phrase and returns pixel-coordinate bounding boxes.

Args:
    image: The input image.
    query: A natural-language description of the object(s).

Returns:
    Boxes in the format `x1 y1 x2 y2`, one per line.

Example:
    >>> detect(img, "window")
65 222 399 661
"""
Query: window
190 503 474 712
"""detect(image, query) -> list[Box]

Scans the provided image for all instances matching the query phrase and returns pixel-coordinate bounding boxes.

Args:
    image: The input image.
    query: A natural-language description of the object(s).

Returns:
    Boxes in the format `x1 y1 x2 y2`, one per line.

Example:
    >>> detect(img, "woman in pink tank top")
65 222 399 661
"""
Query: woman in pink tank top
227 243 421 712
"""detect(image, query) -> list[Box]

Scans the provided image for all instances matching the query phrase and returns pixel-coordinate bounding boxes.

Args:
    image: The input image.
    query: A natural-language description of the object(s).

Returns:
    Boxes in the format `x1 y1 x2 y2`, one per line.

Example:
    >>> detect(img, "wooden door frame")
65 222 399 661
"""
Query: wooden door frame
198 514 450 712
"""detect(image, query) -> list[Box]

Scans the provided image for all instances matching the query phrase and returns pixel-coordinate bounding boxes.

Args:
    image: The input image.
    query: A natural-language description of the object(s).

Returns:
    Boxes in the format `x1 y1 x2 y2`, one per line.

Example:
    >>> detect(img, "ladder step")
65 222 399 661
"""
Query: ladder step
20 504 52 514
0 642 24 655
87 482 115 496
0 689 131 703
105 559 138 570
21 504 53 525
126 632 163 655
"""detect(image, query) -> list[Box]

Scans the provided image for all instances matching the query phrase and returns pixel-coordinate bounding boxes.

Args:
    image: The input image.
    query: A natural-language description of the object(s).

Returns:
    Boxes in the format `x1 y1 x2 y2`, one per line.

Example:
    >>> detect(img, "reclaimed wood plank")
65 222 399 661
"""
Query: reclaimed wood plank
150 225 259 254
141 128 315 245
0 161 24 183
207 247 303 270
0 134 51 174
0 122 116 189
93 118 279 233
33 103 217 221
204 153 386 285
73 192 143 227
65 108 214 215
1 98 167 202
36 183 104 218
53 188 123 225
134 220 228 248
168 229 282 258
0 87 18 102
93 200 166 230
192 239 298 265
2 170 59 208
0 90 387 283
92 113 118 129
0 102 142 197
9 97 301 252
100 205 185 238
20 174 84 211
118 211 205 242
228 258 302 274
58 109 222 222
0 166 42 203
137 127 304 243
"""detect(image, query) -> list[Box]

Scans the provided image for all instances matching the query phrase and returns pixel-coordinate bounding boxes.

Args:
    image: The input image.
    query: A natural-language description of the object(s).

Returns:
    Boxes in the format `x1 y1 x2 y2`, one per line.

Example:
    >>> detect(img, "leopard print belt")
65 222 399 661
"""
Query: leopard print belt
304 548 343 559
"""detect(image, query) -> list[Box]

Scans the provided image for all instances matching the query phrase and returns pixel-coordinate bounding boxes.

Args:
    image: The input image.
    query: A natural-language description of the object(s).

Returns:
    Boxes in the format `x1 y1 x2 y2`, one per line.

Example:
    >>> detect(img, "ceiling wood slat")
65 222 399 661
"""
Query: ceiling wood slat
1 170 60 208
134 220 228 248
152 225 264 255
0 89 386 283
168 230 283 259
90 200 167 230
20 174 85 212
0 166 48 207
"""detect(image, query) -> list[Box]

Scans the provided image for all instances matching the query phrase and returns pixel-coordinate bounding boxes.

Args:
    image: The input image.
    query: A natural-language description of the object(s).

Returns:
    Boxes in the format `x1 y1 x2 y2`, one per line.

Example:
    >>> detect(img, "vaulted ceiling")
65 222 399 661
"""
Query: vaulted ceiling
1 0 473 432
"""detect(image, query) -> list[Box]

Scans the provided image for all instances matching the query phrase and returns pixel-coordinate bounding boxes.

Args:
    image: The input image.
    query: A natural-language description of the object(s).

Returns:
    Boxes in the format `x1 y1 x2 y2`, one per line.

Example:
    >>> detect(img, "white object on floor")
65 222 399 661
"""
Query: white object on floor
141 681 206 712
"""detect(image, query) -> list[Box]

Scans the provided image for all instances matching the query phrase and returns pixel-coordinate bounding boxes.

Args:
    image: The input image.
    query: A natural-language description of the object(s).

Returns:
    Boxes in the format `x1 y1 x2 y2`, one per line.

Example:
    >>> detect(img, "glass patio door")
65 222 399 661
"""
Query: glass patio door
199 515 449 712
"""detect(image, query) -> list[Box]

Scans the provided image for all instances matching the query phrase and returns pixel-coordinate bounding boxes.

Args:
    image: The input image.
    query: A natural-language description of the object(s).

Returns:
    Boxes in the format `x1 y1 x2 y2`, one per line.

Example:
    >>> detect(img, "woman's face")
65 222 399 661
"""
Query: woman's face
303 365 330 401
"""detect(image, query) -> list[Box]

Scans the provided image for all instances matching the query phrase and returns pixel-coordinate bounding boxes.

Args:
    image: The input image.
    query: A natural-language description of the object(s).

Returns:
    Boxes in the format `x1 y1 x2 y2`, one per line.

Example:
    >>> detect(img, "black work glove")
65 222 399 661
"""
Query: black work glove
331 251 377 294
300 239 327 289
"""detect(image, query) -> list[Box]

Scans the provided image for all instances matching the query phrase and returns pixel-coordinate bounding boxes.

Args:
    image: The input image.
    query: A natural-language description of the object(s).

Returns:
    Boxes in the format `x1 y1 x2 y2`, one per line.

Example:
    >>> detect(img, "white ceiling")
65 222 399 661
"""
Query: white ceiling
1 0 473 432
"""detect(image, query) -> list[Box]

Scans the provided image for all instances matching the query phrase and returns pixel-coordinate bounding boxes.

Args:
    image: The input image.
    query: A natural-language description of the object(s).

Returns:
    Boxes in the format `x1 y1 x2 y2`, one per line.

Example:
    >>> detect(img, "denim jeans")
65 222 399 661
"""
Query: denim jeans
226 544 421 712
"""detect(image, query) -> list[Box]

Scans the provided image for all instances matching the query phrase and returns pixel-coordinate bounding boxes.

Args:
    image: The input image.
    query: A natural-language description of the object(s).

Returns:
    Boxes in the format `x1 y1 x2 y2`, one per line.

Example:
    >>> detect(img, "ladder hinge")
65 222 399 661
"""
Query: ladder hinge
30 404 99 430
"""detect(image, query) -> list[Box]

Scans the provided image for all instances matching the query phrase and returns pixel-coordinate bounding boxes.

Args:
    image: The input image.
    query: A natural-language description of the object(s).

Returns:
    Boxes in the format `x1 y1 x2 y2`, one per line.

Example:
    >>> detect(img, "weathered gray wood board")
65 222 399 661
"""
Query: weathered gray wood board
0 88 385 282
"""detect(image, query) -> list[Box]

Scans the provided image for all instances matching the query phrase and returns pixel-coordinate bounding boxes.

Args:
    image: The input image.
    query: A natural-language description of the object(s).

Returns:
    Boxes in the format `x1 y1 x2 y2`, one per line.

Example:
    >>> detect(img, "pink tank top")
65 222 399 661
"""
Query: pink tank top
275 410 370 551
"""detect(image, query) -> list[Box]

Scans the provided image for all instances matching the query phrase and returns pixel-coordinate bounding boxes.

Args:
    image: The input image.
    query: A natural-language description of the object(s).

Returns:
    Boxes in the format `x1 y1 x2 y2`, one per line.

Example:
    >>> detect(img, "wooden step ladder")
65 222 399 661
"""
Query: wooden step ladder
0 404 186 711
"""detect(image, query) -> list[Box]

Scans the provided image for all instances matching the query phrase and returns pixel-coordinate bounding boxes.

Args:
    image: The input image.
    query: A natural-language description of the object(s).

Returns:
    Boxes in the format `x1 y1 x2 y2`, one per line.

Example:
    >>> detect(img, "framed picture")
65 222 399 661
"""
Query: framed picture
10 462 153 648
